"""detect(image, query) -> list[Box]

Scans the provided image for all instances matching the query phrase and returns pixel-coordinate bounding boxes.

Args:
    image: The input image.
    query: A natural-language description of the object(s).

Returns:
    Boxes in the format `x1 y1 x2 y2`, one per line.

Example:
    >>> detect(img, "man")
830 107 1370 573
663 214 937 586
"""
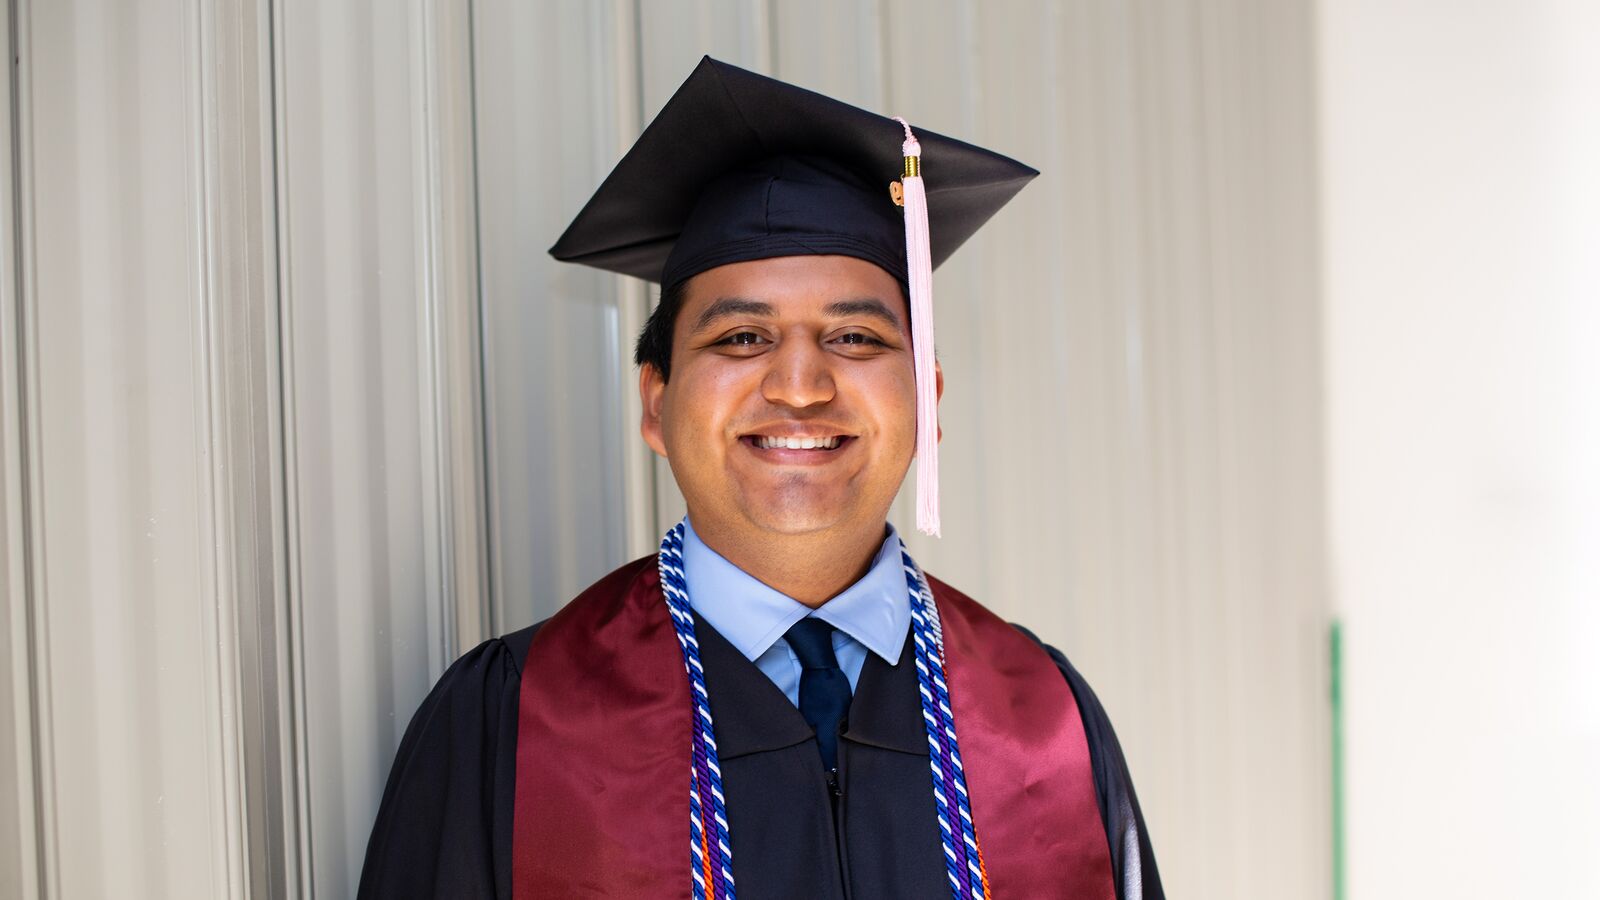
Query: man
360 57 1162 899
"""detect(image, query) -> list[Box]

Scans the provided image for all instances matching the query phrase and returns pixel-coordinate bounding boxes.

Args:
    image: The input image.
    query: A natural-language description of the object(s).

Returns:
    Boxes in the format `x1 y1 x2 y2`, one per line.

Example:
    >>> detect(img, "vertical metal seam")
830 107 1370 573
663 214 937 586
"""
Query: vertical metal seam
416 0 492 657
874 0 891 111
214 0 302 894
5 0 54 895
617 0 656 544
463 0 496 638
187 0 255 893
764 0 779 76
263 0 316 892
473 0 509 636
412 0 455 674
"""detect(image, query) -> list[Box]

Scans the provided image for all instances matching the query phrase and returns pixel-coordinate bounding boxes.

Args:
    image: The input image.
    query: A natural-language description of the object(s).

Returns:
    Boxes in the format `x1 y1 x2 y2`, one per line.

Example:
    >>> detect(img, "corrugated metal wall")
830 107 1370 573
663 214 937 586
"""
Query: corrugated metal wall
0 2 1329 898
3 1 281 896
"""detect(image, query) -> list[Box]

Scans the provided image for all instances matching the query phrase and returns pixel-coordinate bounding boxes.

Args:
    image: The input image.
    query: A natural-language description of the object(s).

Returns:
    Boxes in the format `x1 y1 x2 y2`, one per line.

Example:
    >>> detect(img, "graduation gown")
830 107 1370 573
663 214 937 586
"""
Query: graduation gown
358 564 1164 900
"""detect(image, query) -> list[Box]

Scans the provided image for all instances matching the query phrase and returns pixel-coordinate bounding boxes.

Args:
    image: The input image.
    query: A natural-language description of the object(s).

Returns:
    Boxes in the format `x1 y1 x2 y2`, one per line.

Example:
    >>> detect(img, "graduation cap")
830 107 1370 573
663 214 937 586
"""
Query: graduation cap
550 56 1038 536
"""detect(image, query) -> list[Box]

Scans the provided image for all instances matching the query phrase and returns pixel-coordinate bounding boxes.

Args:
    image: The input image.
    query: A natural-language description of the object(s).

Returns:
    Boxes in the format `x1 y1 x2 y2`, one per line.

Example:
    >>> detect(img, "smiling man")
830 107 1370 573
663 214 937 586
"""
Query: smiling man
645 256 922 608
359 58 1163 900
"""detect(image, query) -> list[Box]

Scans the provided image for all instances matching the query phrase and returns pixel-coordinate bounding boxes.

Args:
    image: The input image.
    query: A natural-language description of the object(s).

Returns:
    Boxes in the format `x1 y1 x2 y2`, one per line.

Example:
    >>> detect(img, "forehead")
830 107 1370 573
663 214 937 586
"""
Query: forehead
681 255 907 317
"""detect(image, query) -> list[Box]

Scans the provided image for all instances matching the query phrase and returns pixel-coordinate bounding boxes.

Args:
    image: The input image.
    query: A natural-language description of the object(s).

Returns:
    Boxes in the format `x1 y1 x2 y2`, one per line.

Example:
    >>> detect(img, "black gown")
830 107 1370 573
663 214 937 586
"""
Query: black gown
358 614 1164 899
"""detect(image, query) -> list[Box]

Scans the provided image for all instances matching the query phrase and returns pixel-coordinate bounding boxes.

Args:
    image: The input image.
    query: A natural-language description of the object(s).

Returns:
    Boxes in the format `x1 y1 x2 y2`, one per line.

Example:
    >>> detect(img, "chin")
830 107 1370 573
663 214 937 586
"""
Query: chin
742 508 844 537
738 491 859 537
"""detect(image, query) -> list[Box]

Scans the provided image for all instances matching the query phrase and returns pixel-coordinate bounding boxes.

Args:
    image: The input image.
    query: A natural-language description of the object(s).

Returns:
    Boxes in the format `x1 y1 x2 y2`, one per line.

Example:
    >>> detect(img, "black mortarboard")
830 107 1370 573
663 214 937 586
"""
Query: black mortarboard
549 56 1037 289
550 56 1038 536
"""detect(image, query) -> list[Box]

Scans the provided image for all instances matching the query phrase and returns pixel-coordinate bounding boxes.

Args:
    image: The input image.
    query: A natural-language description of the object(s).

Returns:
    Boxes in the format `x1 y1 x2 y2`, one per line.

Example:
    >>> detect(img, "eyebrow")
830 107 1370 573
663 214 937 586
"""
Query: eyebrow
824 297 902 328
691 295 904 332
693 297 775 332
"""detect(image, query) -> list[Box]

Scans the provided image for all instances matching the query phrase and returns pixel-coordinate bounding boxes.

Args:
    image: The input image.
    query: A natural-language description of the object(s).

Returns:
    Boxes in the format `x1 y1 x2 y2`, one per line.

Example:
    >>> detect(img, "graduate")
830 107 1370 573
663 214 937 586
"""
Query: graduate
359 57 1164 900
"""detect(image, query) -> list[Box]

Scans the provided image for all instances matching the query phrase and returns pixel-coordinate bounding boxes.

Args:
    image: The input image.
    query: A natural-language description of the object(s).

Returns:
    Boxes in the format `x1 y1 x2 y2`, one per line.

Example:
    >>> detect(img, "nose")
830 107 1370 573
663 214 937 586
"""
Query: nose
761 337 836 408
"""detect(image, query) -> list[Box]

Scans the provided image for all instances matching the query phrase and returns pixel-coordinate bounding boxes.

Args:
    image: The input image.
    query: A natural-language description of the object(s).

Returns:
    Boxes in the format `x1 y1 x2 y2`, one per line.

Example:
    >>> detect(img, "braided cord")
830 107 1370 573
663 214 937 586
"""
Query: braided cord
660 524 737 900
661 524 988 900
903 545 991 900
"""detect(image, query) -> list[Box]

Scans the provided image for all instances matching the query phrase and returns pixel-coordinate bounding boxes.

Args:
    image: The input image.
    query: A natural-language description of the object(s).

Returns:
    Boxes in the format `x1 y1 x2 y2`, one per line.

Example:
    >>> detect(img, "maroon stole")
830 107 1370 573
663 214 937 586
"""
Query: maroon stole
512 557 1116 899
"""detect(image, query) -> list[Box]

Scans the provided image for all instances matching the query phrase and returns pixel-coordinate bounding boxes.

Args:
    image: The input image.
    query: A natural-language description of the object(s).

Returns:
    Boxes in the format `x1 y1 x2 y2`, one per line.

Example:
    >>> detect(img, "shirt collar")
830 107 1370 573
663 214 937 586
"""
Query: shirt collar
679 518 910 667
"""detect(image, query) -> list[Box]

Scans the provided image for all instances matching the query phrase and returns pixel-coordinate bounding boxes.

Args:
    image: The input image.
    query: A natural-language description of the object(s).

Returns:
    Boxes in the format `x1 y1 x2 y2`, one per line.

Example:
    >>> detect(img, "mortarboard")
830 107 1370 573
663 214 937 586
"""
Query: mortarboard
550 56 1038 536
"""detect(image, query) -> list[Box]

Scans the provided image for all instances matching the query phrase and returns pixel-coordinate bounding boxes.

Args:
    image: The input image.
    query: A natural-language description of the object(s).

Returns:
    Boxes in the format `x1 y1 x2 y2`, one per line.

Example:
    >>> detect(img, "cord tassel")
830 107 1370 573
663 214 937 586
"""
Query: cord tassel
892 117 940 537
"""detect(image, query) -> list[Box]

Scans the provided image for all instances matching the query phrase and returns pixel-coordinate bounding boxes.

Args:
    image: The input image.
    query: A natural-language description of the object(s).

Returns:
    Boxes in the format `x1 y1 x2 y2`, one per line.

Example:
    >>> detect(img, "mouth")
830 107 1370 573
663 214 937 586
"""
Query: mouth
739 432 856 461
747 434 845 451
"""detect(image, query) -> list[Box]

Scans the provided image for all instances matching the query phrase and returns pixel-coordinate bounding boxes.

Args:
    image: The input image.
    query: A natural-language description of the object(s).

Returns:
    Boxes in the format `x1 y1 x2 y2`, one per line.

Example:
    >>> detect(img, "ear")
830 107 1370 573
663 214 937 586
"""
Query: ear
640 363 669 458
934 359 945 443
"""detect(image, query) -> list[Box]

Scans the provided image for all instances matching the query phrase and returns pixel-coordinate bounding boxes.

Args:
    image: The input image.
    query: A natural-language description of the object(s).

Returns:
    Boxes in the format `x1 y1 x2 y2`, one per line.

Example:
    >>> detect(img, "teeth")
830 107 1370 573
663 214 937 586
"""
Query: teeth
758 435 841 450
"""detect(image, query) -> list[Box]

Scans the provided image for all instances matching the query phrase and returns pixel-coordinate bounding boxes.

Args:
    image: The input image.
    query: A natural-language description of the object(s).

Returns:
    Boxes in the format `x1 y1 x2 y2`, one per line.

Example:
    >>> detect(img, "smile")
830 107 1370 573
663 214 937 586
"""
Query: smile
752 435 844 450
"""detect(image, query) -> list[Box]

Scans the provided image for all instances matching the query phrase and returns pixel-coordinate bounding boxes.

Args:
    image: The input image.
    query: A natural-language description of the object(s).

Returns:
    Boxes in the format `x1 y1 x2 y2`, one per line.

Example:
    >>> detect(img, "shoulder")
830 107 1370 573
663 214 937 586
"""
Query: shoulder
359 555 656 897
407 552 647 728
414 632 526 715
1007 623 1166 900
921 573 1120 760
360 636 529 896
919 573 1098 705
497 621 542 678
1007 623 1112 730
388 630 535 763
995 619 1124 790
471 554 659 680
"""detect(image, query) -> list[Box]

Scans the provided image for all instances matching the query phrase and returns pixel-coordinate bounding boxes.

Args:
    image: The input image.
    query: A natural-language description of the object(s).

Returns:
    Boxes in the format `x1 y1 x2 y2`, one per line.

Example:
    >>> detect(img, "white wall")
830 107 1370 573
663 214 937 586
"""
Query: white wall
1319 2 1600 896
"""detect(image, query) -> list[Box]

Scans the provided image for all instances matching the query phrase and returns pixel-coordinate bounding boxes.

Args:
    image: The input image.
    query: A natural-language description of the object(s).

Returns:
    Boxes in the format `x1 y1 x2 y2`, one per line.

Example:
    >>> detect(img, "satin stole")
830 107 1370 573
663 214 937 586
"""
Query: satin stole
512 557 1116 899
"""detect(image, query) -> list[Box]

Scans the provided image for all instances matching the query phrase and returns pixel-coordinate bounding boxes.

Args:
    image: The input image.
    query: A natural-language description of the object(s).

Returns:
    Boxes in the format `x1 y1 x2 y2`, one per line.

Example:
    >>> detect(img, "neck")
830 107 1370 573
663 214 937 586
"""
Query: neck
688 516 887 608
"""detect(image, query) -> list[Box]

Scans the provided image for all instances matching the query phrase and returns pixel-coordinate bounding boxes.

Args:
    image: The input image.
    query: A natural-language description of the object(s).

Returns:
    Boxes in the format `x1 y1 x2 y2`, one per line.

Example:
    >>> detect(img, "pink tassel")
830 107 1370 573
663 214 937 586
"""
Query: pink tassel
892 117 940 537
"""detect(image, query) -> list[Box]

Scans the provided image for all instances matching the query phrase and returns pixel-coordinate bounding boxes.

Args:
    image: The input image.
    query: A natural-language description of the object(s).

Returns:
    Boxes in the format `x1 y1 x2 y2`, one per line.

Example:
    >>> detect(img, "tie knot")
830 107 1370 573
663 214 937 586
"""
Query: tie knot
784 618 840 670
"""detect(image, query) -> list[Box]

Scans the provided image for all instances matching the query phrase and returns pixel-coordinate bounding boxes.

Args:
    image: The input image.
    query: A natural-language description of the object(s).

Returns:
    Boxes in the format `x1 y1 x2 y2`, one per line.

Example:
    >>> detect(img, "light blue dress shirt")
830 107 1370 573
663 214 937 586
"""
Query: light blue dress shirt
680 518 910 706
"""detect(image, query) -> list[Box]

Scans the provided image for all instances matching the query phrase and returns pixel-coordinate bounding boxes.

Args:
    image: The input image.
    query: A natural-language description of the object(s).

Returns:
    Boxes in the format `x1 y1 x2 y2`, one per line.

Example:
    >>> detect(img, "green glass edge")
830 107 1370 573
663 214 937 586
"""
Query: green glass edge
1331 619 1345 900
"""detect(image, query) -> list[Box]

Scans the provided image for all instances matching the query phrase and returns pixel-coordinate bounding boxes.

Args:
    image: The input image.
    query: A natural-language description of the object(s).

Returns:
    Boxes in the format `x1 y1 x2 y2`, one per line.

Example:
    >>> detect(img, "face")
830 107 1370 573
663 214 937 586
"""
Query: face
641 255 940 544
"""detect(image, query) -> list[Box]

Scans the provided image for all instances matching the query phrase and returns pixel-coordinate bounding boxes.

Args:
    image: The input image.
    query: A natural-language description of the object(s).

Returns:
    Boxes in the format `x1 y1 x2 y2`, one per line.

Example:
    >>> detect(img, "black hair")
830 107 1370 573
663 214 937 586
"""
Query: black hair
634 279 688 381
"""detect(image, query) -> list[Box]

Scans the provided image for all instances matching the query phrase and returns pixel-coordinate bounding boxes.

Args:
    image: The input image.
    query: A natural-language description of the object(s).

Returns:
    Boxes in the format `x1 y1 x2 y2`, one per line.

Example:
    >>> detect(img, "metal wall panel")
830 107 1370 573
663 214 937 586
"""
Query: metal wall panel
29 6 212 890
2 1 260 896
274 0 492 893
472 0 635 631
1 4 40 898
638 0 773 116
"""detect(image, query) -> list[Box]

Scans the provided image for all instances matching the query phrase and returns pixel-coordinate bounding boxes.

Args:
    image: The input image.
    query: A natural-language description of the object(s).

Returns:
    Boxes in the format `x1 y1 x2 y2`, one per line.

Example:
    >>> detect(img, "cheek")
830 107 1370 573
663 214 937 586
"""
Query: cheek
858 368 920 443
703 365 758 396
661 365 761 441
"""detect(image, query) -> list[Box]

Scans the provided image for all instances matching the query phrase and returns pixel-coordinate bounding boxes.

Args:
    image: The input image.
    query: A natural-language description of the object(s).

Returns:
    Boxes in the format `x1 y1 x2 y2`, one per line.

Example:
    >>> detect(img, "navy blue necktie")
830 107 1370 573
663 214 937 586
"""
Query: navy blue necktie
785 618 853 772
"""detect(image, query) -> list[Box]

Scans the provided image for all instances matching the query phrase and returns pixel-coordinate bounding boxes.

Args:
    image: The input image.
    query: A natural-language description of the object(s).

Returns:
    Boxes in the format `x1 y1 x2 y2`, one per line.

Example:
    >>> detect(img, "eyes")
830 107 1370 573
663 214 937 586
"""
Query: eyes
711 329 890 353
